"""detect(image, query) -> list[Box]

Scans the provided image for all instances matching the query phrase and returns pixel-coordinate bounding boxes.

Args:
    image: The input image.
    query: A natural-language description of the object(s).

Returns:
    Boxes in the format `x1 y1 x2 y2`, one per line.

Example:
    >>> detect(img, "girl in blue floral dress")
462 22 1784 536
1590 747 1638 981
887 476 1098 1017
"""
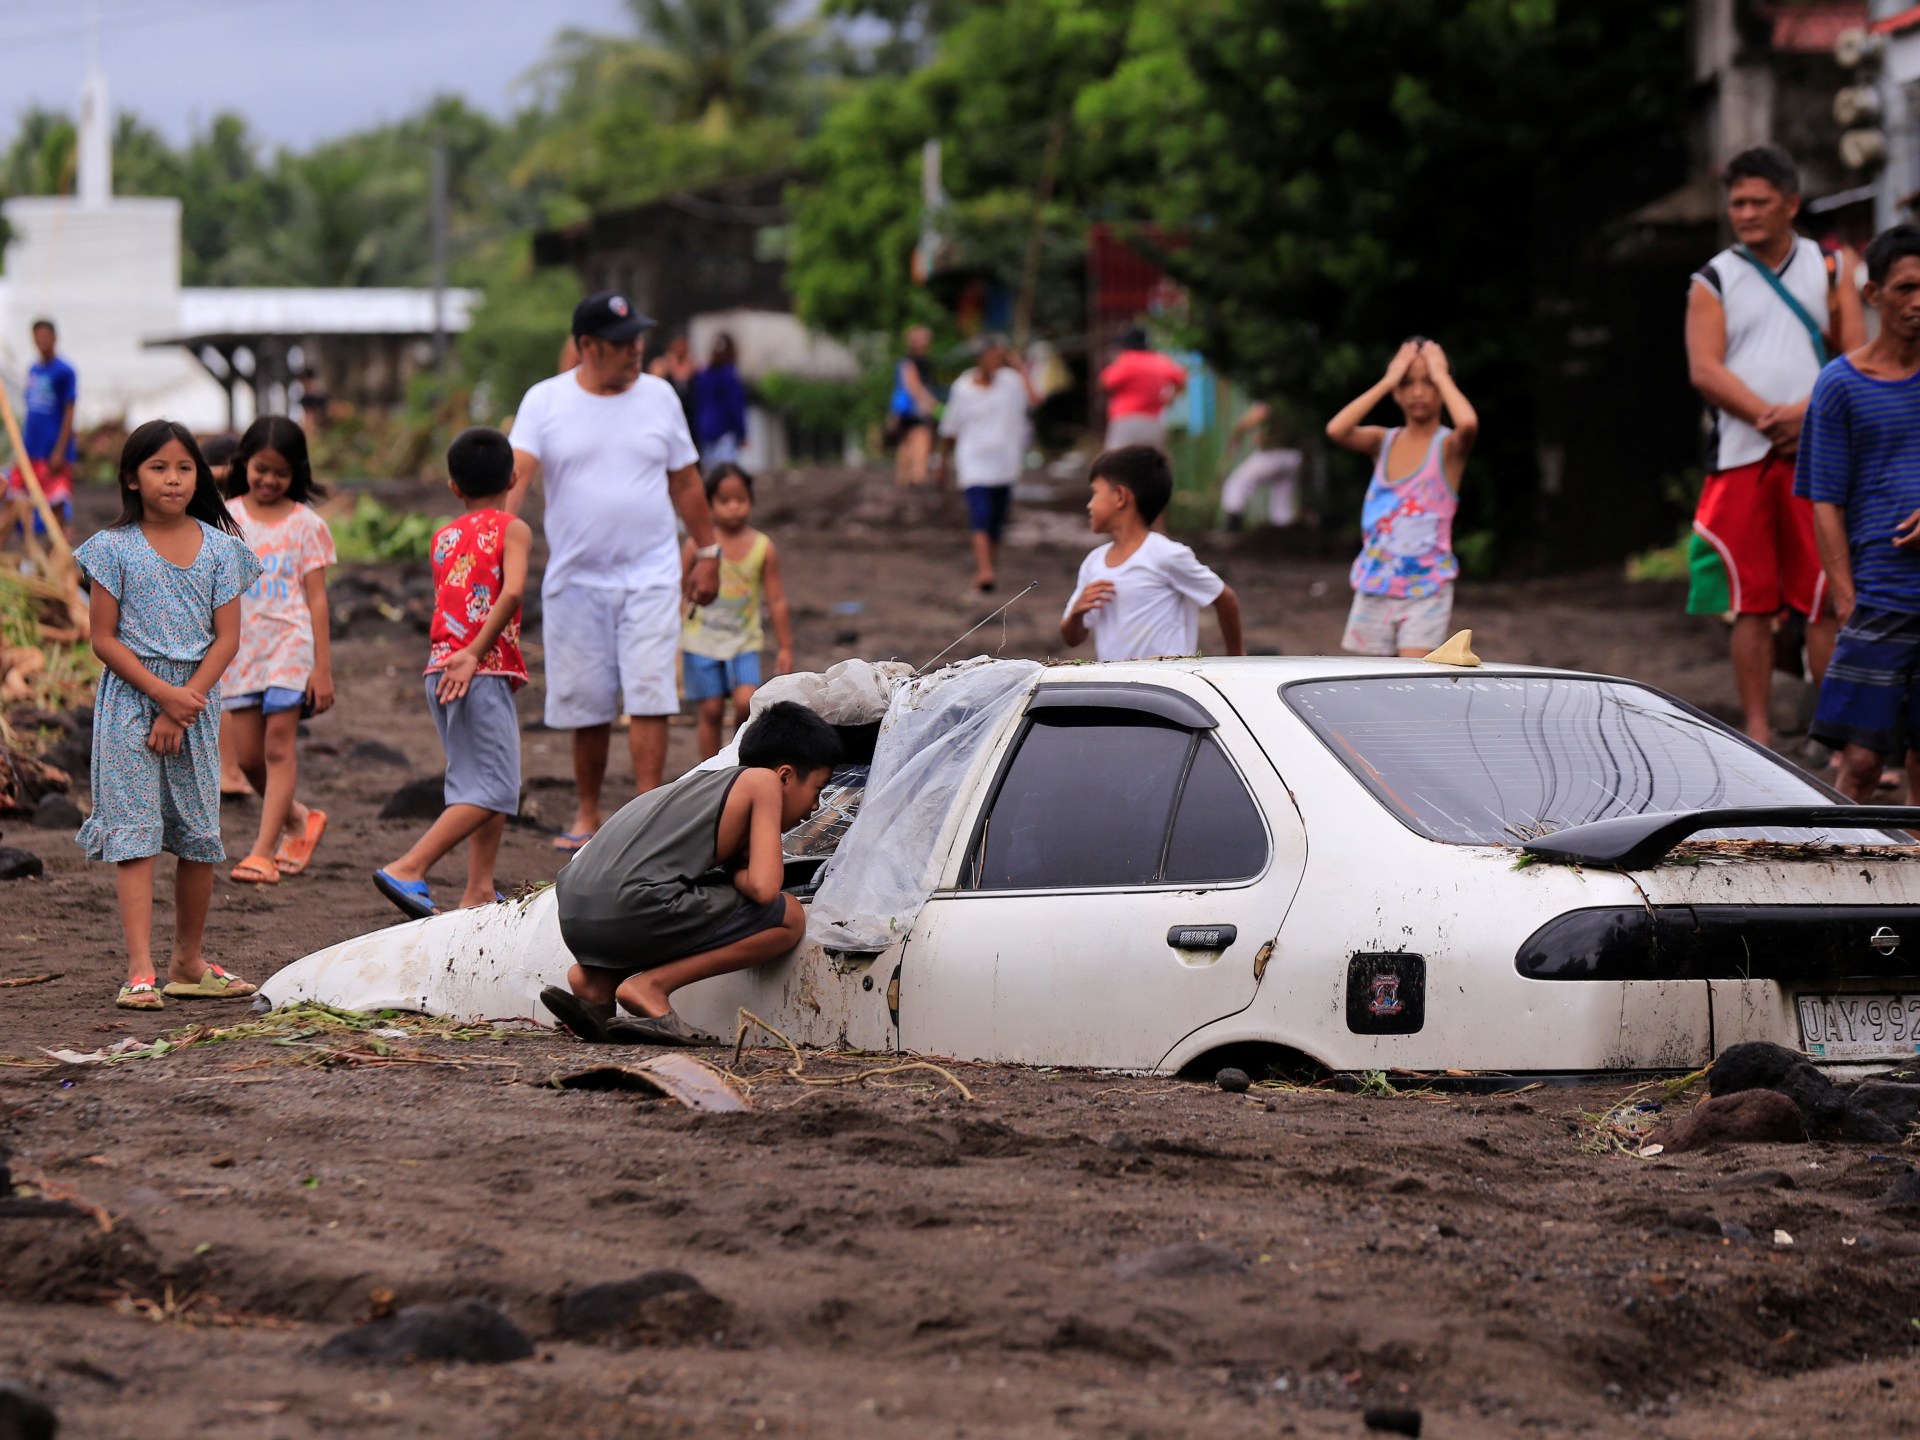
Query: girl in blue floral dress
75 420 264 1010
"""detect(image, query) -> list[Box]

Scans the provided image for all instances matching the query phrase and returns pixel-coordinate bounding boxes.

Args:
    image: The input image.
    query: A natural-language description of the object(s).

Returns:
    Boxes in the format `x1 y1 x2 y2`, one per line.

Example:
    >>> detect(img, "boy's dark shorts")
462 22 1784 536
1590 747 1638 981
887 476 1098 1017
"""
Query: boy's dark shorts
567 892 793 973
964 484 1013 541
1810 603 1920 758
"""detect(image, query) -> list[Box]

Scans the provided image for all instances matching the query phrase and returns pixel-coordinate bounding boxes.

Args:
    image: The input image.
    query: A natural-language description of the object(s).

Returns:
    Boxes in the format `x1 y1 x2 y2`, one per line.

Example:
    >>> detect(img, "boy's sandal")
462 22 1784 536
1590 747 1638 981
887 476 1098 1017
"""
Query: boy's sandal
273 809 328 875
116 977 164 1010
372 869 438 921
605 1010 717 1048
538 985 612 1043
551 832 594 853
162 965 257 1000
229 856 280 885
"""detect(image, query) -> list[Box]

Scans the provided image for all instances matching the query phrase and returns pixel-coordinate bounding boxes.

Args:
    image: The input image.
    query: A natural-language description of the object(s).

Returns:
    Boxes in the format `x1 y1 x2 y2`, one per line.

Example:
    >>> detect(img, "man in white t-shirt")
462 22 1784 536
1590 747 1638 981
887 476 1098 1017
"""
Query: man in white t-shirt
507 292 723 849
1062 445 1244 661
937 334 1038 595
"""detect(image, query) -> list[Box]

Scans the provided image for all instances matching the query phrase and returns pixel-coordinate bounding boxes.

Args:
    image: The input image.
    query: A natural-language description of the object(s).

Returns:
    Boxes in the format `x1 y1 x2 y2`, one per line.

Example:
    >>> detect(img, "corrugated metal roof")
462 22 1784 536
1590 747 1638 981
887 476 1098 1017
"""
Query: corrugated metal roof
162 287 480 339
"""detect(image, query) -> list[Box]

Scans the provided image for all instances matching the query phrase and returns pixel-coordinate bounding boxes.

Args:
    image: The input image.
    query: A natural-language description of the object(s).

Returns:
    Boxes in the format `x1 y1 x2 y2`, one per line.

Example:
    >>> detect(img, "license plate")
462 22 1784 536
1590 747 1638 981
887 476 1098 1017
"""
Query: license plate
1797 993 1920 1060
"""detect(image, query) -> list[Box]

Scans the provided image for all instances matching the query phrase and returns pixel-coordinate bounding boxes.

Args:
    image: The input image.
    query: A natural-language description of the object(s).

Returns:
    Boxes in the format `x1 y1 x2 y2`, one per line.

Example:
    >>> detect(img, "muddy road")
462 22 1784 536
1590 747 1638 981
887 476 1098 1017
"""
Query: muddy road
3 469 1915 1438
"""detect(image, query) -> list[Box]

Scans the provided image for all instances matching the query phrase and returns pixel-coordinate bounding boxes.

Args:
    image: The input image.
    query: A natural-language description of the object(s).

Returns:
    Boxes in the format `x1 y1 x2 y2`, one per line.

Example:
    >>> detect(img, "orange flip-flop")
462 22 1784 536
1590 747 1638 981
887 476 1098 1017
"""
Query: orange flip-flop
273 809 328 876
229 855 280 885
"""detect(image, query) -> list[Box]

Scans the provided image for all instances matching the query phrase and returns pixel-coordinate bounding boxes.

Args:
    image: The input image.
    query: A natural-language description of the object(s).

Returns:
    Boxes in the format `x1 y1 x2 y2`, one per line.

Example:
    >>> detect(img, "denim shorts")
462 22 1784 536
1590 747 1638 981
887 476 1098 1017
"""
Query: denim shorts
682 650 762 702
221 686 306 716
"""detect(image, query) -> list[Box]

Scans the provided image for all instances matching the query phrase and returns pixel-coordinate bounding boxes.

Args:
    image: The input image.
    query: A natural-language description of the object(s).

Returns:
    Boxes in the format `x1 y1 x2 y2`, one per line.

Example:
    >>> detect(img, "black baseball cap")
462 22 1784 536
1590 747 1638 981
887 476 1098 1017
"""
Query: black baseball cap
571 291 653 343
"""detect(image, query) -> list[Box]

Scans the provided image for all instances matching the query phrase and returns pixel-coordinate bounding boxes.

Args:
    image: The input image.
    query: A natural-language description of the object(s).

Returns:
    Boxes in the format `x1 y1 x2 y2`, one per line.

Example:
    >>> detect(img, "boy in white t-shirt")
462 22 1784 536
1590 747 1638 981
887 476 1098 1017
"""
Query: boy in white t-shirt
1061 446 1245 661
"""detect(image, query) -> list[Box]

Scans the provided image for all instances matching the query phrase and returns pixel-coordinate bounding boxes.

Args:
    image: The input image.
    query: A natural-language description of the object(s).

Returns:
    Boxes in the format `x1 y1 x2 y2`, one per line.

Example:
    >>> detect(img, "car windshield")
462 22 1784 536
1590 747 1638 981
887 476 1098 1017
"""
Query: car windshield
1285 674 1902 847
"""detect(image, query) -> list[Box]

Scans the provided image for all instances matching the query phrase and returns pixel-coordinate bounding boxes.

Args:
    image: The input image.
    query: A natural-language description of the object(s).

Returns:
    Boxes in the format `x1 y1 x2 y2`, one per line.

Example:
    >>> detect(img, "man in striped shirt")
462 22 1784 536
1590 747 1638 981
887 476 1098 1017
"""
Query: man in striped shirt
1800 224 1920 800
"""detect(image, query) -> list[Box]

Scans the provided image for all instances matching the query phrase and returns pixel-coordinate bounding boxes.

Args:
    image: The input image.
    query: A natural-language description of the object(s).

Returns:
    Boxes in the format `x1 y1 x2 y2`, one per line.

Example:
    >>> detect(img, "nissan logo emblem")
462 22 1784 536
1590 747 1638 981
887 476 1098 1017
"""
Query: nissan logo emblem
1870 925 1901 956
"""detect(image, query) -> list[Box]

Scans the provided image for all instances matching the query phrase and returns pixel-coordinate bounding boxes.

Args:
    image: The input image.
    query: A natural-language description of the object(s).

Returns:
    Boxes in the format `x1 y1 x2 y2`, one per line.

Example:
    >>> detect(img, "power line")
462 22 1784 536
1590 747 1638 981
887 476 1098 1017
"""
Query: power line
0 0 290 51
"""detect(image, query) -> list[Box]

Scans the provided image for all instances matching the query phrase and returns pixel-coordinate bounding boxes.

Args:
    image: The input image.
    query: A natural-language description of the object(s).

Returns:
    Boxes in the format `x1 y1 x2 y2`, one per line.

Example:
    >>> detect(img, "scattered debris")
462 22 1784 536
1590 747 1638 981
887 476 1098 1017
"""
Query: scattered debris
318 1299 533 1366
549 1054 749 1112
553 1272 729 1347
1772 1229 1795 1248
1111 1242 1246 1283
730 1009 974 1103
32 1003 511 1072
1214 1067 1250 1094
0 974 57 989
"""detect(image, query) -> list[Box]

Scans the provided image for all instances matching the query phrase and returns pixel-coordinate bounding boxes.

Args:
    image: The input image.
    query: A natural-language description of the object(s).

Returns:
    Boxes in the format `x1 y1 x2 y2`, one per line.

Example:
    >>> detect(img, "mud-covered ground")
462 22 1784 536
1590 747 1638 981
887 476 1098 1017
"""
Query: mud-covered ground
4 468 1916 1438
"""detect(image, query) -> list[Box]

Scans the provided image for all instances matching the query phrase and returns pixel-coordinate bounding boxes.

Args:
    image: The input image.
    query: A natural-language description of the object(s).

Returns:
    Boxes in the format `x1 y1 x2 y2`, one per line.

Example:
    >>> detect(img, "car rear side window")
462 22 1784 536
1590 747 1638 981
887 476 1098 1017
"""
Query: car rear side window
974 713 1267 889
1285 675 1885 846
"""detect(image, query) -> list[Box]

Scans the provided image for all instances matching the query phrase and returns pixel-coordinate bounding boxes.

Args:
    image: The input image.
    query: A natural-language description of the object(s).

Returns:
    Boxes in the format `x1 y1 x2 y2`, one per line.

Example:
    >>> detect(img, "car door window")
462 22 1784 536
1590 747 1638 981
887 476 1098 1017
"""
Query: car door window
976 715 1191 889
1164 737 1267 882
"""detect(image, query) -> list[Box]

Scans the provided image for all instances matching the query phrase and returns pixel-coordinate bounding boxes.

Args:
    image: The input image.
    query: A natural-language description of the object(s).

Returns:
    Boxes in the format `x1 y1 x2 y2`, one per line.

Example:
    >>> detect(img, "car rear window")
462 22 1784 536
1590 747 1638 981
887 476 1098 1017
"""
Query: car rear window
1284 675 1893 846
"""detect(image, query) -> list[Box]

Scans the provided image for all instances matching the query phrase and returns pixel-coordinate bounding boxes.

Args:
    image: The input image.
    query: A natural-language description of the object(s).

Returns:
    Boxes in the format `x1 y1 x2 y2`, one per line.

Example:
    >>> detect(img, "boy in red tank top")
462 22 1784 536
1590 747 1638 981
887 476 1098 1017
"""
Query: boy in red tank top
373 428 532 919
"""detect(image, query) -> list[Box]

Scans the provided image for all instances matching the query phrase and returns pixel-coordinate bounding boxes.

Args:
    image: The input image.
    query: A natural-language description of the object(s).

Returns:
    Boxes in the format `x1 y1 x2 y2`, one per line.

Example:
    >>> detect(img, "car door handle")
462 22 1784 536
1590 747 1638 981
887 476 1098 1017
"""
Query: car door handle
1168 925 1237 950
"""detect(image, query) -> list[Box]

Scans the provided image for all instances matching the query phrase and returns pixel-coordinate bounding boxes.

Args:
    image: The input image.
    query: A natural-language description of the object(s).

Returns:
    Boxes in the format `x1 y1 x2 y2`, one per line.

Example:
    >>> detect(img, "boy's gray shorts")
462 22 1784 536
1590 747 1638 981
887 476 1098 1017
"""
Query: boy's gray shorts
425 673 522 816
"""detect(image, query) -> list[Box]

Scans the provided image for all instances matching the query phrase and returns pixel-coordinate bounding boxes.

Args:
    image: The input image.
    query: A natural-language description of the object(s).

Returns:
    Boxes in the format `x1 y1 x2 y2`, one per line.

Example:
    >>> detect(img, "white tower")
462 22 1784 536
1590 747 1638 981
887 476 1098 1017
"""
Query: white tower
76 67 110 208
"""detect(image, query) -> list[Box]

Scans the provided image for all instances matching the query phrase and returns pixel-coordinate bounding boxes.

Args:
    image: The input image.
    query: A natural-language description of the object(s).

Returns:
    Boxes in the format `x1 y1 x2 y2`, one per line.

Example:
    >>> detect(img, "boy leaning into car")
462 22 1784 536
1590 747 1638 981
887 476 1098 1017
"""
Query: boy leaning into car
539 701 841 1046
1799 224 1920 801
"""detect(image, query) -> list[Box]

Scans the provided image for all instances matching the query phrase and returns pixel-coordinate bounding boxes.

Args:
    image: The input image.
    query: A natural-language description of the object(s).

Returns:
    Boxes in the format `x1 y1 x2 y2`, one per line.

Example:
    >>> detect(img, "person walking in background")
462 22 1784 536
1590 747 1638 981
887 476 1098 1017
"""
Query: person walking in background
374 428 532 919
1099 327 1186 452
75 421 262 1010
221 416 335 886
1798 225 1920 800
649 331 700 435
890 325 942 486
1326 338 1478 657
938 334 1038 597
201 433 256 800
1217 400 1304 533
5 317 78 539
691 332 748 467
1686 145 1862 748
507 292 722 851
681 463 793 760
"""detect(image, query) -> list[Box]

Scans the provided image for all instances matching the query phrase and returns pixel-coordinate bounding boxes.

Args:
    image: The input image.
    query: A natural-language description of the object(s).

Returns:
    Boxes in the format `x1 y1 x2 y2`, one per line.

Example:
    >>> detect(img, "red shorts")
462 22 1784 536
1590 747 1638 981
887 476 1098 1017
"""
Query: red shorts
5 459 72 508
1692 454 1827 619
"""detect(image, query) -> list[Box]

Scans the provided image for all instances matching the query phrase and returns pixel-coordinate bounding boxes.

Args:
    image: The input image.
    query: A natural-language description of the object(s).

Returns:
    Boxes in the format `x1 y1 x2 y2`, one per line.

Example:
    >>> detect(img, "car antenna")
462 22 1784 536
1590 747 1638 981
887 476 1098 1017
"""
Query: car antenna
919 581 1038 674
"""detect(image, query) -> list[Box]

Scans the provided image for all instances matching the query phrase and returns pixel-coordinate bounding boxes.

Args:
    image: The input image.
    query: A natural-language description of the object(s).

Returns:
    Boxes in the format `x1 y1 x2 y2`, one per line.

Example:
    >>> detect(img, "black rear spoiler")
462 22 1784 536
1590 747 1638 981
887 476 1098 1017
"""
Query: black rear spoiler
1519 806 1920 870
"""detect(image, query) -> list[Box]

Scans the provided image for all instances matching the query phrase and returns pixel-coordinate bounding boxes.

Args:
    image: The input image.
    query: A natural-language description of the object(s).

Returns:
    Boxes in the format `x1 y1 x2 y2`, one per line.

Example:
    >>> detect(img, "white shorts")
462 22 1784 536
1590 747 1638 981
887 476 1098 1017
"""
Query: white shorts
1105 415 1167 451
1342 585 1455 656
1220 449 1301 526
541 582 681 728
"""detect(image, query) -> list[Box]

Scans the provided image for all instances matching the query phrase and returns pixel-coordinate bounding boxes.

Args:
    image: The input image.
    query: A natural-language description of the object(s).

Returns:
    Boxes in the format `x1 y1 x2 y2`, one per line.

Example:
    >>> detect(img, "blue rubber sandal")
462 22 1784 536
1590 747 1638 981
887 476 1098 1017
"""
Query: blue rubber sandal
372 869 438 921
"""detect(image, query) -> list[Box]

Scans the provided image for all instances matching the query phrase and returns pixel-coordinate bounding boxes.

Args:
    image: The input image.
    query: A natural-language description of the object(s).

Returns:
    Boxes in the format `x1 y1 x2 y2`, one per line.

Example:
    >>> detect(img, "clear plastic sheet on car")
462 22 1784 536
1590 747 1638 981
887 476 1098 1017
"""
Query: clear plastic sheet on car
806 658 1042 952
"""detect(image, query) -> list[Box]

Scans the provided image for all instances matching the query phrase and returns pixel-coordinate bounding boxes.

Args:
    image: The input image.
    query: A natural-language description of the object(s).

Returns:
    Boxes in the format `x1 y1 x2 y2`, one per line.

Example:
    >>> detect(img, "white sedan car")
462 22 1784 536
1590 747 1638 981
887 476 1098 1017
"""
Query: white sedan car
263 656 1920 1075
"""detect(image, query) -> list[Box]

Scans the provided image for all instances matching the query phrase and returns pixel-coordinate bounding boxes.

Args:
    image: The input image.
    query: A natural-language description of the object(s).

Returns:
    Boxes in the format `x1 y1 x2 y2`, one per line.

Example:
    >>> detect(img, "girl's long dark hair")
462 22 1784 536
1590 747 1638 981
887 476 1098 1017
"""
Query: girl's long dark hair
114 420 241 535
225 414 323 503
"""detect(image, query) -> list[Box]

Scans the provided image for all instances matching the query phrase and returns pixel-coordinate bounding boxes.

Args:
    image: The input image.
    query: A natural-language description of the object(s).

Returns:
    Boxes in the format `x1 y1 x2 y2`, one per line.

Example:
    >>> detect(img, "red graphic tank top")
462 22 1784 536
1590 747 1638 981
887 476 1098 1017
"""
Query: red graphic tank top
426 510 527 687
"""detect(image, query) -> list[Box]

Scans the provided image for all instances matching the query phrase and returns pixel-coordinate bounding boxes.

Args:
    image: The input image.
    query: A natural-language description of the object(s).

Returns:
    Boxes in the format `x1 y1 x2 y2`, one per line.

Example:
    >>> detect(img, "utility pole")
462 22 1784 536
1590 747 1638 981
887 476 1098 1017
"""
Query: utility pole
430 138 448 372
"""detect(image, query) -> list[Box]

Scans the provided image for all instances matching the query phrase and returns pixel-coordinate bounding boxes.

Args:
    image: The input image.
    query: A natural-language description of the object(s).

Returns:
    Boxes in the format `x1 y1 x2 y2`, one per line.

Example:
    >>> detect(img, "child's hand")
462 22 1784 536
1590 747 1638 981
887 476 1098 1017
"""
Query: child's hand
307 669 336 715
1422 342 1451 379
1384 341 1421 385
435 651 479 702
158 685 206 728
1894 508 1920 550
1068 580 1116 620
148 713 185 756
775 646 793 676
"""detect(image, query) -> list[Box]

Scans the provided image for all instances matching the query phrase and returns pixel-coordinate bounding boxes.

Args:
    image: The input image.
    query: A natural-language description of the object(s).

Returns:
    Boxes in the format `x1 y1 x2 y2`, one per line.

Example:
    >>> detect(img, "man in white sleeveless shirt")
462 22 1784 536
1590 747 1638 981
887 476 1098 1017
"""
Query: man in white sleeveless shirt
1686 146 1862 747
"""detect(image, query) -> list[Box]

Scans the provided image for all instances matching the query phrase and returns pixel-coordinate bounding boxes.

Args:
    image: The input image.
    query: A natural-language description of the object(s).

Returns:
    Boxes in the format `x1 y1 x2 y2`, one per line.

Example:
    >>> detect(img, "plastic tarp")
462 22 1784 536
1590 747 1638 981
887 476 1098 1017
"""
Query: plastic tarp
694 658 913 774
806 658 1041 951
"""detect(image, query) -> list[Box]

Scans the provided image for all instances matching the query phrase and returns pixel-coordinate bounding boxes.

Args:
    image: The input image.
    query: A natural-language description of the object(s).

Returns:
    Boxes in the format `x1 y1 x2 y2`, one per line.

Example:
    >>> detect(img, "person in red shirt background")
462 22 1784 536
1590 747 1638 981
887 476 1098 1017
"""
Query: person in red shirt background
1100 327 1187 452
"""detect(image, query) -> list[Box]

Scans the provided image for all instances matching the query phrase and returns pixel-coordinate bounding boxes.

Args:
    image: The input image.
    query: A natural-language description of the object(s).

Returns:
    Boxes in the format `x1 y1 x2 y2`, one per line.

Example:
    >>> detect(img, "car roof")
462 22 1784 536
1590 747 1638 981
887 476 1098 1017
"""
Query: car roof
1034 655 1620 686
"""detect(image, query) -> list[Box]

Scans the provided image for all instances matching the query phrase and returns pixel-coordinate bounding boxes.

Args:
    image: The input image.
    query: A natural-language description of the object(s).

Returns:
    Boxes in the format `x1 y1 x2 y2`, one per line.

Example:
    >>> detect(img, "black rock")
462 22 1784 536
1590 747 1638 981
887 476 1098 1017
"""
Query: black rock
29 794 81 830
1708 1040 1846 1137
0 1380 57 1440
378 777 445 821
1843 1081 1920 1146
317 1299 532 1366
1873 1169 1920 1209
0 850 43 882
1215 1066 1251 1094
347 740 410 768
1363 1405 1422 1437
554 1272 709 1340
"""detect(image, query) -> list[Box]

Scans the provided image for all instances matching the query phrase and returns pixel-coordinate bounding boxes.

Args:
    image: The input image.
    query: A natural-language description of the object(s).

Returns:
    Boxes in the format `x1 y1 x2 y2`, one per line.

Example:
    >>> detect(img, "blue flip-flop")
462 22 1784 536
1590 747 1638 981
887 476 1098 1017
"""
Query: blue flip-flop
372 869 438 921
552 832 594 853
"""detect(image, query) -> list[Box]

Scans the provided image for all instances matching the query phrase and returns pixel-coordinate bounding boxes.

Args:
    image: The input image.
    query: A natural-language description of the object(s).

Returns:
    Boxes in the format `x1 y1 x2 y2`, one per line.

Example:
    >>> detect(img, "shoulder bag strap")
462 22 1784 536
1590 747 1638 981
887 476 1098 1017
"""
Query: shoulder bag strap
1733 243 1828 366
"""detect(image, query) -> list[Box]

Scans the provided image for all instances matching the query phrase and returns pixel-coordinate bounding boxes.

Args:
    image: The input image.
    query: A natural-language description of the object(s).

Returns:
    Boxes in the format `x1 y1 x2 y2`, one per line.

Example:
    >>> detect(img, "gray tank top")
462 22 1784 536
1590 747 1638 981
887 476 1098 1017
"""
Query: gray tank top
554 767 748 957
